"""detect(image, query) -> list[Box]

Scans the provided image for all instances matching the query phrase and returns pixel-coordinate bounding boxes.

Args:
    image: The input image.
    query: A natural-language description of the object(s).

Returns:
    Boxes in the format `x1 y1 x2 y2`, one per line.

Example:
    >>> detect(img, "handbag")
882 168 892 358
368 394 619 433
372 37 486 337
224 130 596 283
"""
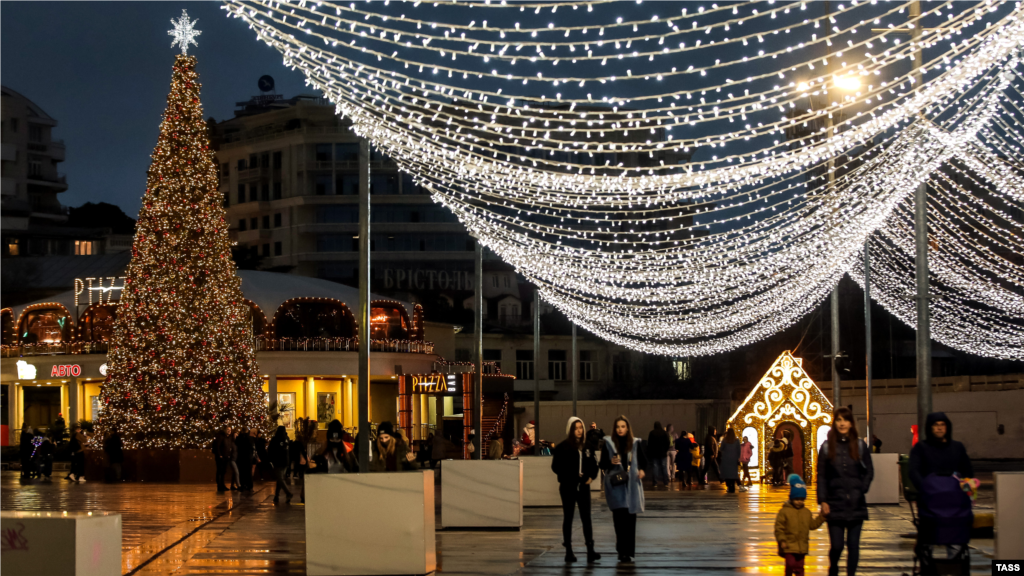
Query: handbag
606 439 629 487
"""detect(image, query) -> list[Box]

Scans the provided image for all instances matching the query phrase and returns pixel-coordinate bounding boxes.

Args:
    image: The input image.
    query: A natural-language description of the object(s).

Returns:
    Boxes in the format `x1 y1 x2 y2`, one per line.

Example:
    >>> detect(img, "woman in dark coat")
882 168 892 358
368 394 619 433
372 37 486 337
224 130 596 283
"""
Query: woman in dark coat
370 421 417 472
717 428 741 493
551 416 601 564
817 407 873 576
268 426 293 504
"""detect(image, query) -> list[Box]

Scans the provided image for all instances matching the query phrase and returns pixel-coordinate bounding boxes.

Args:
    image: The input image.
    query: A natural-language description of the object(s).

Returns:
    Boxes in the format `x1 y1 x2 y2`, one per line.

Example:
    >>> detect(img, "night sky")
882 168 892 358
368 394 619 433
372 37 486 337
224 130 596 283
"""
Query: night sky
1 2 311 217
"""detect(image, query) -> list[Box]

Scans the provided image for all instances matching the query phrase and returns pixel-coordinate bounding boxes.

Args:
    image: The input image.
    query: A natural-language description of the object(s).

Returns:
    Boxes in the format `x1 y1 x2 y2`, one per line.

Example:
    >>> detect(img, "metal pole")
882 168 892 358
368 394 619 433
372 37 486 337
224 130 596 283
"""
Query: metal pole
911 0 932 434
533 289 541 456
831 287 841 410
571 323 578 417
864 241 873 448
473 241 483 459
824 0 841 412
357 139 371 473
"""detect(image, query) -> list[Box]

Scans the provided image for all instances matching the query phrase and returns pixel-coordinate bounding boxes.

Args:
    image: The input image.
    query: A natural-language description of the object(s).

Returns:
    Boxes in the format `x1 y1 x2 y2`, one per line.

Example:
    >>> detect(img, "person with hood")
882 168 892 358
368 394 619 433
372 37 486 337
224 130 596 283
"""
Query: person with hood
718 428 742 493
600 415 647 564
268 426 293 504
909 412 974 559
646 421 671 489
817 407 873 576
552 416 601 564
521 420 536 451
740 435 754 488
103 429 124 483
775 473 827 576
370 421 417 472
701 426 721 486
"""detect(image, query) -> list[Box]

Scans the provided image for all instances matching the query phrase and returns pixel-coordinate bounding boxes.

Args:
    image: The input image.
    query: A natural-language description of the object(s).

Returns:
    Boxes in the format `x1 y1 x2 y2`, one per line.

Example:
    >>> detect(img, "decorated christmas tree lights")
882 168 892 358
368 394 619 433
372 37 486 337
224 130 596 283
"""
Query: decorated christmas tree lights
98 14 265 448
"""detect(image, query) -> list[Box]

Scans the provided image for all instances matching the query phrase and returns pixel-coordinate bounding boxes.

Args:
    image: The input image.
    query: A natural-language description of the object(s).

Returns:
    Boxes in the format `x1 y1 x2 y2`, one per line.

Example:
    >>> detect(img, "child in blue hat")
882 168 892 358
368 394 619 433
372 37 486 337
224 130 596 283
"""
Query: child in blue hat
774 474 826 576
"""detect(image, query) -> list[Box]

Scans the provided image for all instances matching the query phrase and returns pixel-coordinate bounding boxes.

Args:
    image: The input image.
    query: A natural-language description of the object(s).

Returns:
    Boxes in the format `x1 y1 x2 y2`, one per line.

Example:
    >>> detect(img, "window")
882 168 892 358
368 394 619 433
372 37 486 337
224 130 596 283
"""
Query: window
504 275 511 288
7 238 20 256
273 182 282 200
483 349 502 372
262 243 270 257
261 153 270 170
28 160 42 177
273 151 282 168
250 217 257 231
238 219 247 231
515 350 534 380
237 185 246 204
29 125 43 142
315 144 333 162
249 154 258 168
492 276 498 288
338 174 359 195
262 215 270 229
261 183 270 202
249 184 258 202
74 240 94 256
370 174 397 195
672 357 692 381
316 234 354 252
221 163 229 177
335 143 359 162
315 174 333 195
455 348 472 362
274 213 282 228
237 159 246 171
274 241 282 256
579 350 595 381
548 350 567 381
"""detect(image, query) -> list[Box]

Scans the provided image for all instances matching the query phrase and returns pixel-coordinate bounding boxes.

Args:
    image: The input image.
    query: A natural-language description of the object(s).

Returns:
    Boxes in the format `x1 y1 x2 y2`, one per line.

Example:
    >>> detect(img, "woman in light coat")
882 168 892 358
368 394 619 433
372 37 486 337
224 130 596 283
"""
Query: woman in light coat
599 415 647 564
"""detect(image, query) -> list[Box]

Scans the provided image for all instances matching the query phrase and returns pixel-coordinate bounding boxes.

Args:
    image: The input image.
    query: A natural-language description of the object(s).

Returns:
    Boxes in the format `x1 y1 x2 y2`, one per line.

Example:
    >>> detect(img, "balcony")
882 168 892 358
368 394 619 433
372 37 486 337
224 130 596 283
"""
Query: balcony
29 195 69 216
237 166 269 181
2 342 109 358
257 337 434 355
27 139 65 161
27 172 68 191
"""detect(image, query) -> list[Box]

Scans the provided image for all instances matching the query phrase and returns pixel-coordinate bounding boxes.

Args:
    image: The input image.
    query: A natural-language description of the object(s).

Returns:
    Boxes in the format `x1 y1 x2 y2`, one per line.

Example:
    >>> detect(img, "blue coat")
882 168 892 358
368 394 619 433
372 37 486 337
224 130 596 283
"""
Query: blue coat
602 436 645 514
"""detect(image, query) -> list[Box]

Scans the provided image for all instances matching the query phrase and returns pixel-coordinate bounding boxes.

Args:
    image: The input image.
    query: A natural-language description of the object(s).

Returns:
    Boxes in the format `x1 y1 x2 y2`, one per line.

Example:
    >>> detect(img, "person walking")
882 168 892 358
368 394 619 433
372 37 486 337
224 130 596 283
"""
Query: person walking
665 424 678 486
817 407 873 576
719 428 741 493
646 421 671 489
212 429 228 493
552 416 601 564
775 474 827 576
268 426 293 504
600 415 647 564
68 425 88 483
370 421 417 472
20 423 33 480
235 428 256 493
701 426 721 486
103 429 124 483
224 428 240 491
740 435 754 488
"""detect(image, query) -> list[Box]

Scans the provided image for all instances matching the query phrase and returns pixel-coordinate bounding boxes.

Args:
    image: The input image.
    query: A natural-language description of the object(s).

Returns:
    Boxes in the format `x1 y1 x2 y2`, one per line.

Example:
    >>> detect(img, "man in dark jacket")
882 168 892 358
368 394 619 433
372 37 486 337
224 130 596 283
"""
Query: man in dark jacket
909 412 974 555
909 412 973 491
235 429 256 493
268 426 293 504
646 422 671 488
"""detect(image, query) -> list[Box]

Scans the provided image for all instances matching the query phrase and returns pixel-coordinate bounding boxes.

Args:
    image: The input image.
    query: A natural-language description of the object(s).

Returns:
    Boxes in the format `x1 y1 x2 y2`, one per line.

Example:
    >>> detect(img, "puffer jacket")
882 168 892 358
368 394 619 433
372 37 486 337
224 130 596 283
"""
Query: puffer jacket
775 500 826 555
817 432 874 522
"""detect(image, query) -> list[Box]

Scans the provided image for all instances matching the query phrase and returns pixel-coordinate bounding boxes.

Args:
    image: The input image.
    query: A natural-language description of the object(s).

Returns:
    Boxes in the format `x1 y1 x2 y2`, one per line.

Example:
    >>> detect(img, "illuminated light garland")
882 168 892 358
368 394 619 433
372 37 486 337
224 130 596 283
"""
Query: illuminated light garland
224 0 1024 356
97 44 266 449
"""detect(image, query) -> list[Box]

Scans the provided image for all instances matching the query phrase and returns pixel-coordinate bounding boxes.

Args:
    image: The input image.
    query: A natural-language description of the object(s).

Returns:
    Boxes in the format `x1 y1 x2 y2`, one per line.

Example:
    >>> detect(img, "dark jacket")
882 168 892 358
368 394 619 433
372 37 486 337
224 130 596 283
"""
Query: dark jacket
268 434 291 468
704 434 719 460
223 436 237 462
103 434 124 464
646 428 671 460
718 440 741 481
551 438 599 485
236 434 255 465
675 435 693 455
817 432 874 522
909 412 973 492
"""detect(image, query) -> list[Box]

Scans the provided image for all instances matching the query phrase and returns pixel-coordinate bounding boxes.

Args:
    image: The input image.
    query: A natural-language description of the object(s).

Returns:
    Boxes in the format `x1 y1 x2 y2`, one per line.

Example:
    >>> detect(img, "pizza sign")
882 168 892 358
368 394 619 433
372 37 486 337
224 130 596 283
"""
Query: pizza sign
411 374 458 395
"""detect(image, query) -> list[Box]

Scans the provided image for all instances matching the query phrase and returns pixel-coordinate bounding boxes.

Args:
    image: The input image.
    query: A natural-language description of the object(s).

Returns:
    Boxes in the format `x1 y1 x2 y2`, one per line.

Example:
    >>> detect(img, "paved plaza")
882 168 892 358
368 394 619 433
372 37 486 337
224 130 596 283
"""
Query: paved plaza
1 470 1000 575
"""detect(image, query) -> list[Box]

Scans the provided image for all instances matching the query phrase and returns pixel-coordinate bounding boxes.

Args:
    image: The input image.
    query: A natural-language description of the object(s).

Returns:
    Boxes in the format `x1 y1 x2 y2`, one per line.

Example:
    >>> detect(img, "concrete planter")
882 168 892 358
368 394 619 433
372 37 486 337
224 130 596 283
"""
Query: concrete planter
521 455 561 507
441 460 523 529
1 511 121 576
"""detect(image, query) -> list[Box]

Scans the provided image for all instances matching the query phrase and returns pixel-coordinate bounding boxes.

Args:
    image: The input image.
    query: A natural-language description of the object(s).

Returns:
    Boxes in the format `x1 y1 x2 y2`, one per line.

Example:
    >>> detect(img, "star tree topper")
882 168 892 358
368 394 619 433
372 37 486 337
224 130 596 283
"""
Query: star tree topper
168 9 201 55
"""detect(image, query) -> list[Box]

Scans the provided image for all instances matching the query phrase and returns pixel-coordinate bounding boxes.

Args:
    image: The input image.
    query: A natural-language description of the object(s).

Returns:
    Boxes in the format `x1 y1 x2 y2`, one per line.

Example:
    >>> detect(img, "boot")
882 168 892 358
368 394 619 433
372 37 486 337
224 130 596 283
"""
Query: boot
586 543 601 563
564 544 577 563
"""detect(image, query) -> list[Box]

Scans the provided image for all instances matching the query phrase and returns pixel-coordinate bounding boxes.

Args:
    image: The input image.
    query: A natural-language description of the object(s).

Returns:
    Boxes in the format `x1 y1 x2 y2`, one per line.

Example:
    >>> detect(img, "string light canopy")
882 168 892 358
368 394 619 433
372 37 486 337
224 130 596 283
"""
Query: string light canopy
225 1 1024 357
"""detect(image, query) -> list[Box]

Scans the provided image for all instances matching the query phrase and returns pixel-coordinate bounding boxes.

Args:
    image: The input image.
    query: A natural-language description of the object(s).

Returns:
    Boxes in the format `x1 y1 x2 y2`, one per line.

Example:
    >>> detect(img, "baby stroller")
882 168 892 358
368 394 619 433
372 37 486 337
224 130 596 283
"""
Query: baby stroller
908 473 973 576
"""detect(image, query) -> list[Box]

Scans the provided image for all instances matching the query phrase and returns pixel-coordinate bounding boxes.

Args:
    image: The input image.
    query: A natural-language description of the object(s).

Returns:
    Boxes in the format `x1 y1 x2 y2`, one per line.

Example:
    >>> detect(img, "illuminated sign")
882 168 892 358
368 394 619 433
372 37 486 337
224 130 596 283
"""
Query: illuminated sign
74 277 126 307
50 364 82 377
383 269 472 291
411 373 458 395
16 361 37 380
99 363 109 377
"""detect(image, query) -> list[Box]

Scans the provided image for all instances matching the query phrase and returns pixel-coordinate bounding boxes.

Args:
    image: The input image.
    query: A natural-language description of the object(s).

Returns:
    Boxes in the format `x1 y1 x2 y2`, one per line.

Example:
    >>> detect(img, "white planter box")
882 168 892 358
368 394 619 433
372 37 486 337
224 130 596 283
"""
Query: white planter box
441 460 523 529
521 456 561 507
0 511 121 576
305 472 436 575
865 453 900 504
995 471 1024 560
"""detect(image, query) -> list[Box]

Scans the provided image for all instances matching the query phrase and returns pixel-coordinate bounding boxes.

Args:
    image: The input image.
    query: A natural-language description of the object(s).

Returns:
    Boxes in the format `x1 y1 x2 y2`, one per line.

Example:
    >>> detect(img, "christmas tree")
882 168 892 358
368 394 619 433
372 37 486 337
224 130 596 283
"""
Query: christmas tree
98 14 265 448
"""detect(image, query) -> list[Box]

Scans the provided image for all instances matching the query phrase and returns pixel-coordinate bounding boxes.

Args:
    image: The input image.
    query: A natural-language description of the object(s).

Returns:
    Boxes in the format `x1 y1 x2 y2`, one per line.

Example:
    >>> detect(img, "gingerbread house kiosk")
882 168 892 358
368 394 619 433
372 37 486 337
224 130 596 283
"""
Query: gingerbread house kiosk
727 351 833 483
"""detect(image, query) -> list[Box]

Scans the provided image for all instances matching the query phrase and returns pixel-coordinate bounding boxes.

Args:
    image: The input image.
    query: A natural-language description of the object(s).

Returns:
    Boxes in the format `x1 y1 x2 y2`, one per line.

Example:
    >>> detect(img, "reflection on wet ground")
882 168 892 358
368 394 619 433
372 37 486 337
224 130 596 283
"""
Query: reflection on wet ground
1 472 996 575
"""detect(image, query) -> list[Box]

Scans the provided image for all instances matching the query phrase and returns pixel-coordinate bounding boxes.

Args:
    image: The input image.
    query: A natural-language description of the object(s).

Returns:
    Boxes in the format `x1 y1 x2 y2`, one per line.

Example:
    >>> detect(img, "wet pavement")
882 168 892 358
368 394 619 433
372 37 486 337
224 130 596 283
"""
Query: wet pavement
1 471 998 575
